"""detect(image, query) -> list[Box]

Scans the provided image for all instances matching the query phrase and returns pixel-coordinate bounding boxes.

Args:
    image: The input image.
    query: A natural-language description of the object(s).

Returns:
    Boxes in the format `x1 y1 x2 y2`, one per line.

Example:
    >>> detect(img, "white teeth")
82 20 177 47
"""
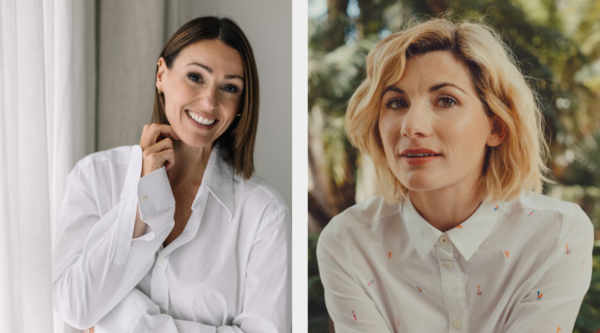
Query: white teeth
187 110 215 125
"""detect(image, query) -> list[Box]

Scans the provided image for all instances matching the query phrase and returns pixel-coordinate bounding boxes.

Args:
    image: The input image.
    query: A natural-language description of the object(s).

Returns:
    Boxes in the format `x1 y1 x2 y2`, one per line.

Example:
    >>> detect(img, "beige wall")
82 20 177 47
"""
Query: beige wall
193 0 293 209
96 0 291 209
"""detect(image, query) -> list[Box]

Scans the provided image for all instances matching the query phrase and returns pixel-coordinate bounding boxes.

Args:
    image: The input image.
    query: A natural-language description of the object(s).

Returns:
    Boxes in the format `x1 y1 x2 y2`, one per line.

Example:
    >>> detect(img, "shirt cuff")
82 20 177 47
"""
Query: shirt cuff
112 145 144 266
111 145 175 266
136 166 176 237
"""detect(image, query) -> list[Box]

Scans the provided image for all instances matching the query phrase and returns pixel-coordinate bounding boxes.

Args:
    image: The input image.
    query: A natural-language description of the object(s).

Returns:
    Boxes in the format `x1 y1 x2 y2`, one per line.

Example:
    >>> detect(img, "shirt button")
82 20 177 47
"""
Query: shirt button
157 260 163 266
443 260 453 269
141 195 148 202
453 319 462 328
439 235 449 245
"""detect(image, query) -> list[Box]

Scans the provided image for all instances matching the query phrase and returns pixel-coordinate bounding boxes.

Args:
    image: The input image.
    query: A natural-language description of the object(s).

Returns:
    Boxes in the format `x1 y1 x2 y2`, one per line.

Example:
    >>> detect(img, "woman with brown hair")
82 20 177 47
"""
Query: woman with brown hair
53 17 290 332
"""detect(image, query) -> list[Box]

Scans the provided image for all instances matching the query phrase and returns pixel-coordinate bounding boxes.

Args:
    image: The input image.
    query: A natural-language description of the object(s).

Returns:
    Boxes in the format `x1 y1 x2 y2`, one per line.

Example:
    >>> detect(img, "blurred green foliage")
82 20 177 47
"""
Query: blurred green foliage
308 0 600 331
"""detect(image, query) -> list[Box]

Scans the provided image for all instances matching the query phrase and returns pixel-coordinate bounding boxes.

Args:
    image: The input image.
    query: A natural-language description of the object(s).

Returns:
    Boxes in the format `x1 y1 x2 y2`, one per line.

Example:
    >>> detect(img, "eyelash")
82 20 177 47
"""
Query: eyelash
384 96 458 109
187 73 241 94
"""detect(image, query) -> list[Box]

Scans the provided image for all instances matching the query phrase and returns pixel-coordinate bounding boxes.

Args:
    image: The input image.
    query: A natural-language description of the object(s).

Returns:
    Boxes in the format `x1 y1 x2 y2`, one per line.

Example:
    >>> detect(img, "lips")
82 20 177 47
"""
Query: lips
185 109 218 129
400 148 441 166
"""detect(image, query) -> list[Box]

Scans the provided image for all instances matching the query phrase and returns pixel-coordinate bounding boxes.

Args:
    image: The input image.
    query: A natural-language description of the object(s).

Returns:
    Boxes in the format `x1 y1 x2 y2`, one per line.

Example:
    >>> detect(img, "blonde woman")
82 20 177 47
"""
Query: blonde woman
53 17 290 332
317 18 593 332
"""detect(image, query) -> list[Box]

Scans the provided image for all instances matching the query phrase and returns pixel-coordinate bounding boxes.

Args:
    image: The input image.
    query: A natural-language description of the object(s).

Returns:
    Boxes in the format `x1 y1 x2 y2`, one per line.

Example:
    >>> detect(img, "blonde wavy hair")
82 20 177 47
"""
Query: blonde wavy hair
346 17 551 203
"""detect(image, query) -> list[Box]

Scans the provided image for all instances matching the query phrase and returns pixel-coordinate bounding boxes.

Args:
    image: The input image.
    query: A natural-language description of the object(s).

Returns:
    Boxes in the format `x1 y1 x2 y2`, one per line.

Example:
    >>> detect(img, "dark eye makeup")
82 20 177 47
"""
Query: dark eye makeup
187 73 241 94
383 95 459 110
384 98 409 109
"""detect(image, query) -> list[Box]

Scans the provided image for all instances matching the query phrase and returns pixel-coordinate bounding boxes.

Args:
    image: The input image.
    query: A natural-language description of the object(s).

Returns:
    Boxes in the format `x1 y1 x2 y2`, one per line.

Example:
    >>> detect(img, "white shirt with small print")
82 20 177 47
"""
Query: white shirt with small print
53 145 291 333
317 192 594 333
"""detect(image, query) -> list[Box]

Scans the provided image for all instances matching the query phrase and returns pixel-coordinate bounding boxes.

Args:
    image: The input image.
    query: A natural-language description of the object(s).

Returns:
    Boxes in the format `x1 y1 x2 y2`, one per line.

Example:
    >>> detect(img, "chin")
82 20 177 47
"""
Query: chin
179 133 214 149
399 171 441 192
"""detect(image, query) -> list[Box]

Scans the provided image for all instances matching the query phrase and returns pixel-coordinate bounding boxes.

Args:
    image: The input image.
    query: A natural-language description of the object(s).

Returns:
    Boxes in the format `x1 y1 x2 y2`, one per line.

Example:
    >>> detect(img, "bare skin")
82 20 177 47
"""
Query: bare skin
131 39 244 245
378 51 506 232
87 38 245 333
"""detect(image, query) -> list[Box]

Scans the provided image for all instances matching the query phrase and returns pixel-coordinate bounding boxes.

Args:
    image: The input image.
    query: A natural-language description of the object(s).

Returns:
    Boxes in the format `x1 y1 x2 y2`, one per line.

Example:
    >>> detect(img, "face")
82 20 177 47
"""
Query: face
378 51 503 194
156 39 244 148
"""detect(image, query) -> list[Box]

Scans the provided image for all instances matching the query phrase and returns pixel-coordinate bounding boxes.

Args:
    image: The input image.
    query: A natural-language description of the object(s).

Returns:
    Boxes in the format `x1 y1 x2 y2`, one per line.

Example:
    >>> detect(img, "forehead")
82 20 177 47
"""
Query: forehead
397 51 474 91
175 39 244 75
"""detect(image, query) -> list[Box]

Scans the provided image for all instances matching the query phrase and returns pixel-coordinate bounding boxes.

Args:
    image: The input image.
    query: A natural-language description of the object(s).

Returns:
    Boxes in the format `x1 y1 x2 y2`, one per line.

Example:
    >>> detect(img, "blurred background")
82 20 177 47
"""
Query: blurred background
307 0 600 332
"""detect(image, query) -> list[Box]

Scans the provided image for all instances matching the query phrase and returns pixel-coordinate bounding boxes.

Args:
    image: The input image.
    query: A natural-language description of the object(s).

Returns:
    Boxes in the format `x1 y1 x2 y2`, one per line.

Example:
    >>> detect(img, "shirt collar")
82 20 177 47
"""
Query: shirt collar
194 146 235 220
403 193 501 261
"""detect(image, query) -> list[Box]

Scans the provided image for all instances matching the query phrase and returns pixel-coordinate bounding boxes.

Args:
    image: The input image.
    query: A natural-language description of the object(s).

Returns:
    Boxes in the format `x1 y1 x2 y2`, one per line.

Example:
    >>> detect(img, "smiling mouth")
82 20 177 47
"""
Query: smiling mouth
186 110 216 126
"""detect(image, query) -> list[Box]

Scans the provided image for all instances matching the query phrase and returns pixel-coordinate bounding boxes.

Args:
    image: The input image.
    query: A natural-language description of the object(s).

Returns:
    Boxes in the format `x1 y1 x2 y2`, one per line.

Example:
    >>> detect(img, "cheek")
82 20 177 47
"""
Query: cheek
442 112 490 161
378 112 400 155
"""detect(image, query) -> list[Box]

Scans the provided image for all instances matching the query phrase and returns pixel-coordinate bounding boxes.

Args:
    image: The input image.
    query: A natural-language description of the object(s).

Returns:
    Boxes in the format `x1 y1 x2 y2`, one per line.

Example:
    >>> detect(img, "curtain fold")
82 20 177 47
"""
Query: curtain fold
0 0 94 332
1 0 191 332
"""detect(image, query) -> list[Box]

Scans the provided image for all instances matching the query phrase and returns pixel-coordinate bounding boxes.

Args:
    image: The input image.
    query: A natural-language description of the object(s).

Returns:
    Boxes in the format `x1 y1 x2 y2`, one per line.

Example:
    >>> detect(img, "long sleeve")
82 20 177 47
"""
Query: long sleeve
502 206 594 333
317 219 391 333
52 145 176 330
95 209 291 333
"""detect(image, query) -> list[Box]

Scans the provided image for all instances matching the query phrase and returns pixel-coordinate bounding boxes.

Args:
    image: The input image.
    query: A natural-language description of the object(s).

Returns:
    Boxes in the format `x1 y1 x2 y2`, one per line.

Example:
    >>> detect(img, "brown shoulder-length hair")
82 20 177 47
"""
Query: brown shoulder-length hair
152 16 259 180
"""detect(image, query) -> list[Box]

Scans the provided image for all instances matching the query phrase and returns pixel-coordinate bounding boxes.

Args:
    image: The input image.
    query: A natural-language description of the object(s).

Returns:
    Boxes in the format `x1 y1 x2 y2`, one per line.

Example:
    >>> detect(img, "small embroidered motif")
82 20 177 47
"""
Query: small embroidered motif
557 326 561 332
528 210 535 217
536 291 543 300
494 205 499 210
416 286 422 293
352 310 357 321
397 316 400 326
367 280 374 287
388 251 392 258
566 243 571 254
456 224 463 229
331 253 337 259
477 285 482 295
582 261 585 272
504 250 509 258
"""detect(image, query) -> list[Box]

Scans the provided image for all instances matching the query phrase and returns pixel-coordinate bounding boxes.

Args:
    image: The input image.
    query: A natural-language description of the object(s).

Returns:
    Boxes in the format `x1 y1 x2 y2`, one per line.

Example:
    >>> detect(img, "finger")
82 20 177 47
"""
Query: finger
143 124 180 148
145 137 173 156
148 149 175 171
140 124 150 147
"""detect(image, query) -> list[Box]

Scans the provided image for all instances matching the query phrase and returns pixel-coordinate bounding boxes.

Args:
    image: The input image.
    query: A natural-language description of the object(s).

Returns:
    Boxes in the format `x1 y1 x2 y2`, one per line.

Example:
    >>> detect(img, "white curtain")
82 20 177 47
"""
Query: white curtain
0 0 94 332
0 0 191 332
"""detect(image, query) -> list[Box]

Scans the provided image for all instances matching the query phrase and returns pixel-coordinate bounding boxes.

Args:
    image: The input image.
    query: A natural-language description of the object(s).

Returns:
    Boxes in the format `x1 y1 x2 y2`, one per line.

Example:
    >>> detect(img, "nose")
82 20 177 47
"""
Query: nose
199 85 218 111
401 102 432 139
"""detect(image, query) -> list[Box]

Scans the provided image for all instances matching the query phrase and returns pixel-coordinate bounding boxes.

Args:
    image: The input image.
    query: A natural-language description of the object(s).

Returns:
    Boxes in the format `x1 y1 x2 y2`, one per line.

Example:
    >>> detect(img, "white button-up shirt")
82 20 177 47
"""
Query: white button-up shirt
53 145 291 332
317 192 594 333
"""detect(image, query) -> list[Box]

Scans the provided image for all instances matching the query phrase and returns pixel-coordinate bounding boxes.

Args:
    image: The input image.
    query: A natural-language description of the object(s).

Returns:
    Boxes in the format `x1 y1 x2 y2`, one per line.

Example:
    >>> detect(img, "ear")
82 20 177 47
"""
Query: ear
486 116 507 147
156 57 166 91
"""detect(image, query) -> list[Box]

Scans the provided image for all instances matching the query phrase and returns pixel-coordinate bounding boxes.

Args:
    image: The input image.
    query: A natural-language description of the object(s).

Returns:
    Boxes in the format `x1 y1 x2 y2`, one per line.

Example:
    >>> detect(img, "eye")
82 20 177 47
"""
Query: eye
436 97 457 107
222 85 240 94
188 73 203 83
385 98 408 109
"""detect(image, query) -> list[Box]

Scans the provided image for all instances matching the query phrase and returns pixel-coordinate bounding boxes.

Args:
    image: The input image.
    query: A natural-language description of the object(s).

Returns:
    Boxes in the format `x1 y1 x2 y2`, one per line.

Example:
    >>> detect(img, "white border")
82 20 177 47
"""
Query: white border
292 0 308 331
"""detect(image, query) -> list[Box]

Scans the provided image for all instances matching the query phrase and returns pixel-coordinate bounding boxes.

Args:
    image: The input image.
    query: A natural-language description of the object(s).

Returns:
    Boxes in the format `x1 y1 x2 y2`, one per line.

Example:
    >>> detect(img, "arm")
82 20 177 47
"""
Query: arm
96 209 291 333
317 220 392 333
503 207 594 333
52 146 176 330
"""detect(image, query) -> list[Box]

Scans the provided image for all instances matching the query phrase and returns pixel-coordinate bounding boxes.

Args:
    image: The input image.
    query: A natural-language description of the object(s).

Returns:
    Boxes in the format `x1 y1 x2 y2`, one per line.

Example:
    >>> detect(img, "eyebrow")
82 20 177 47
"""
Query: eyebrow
184 62 244 81
429 82 467 94
382 82 467 97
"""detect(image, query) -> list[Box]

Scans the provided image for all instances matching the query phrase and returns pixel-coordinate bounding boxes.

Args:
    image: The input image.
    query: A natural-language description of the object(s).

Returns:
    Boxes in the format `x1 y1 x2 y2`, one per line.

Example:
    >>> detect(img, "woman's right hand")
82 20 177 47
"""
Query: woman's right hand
140 123 180 177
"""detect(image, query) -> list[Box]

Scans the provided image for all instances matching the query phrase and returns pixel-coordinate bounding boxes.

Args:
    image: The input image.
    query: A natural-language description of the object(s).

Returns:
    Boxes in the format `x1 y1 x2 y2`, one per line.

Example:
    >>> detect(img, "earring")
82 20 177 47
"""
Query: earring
157 60 161 67
157 88 162 94
236 113 241 117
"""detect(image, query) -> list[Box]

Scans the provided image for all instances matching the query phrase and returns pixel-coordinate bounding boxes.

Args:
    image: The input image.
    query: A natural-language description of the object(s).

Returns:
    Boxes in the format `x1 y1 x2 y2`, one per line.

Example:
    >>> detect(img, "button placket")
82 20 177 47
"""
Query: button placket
435 238 468 332
150 232 171 313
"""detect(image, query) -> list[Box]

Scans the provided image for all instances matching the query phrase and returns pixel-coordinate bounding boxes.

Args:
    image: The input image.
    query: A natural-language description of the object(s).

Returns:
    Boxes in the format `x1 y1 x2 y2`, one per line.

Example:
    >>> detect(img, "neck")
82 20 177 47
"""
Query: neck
166 140 213 189
409 176 484 233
